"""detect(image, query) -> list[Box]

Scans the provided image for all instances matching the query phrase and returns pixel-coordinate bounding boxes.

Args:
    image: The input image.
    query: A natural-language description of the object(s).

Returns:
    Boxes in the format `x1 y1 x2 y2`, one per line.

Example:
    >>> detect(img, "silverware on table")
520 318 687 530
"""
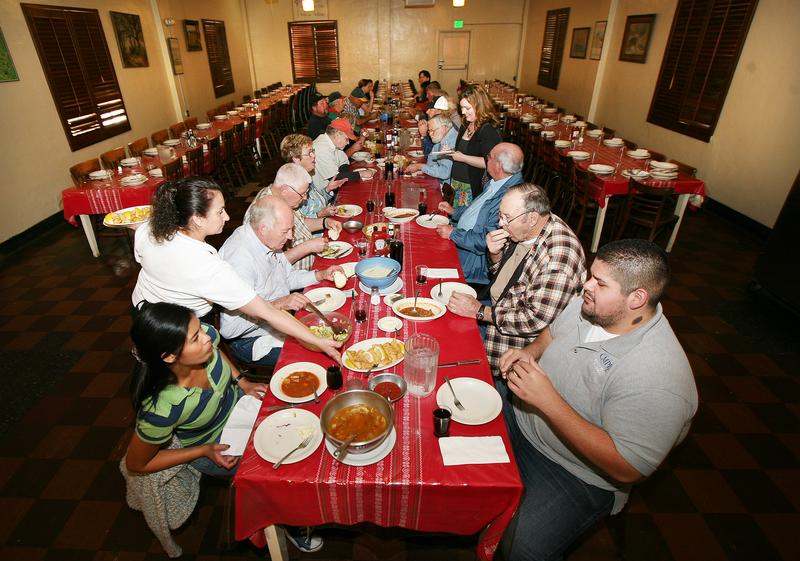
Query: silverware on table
439 359 480 368
333 434 358 462
272 434 313 469
444 375 465 411
313 387 320 404
265 403 295 412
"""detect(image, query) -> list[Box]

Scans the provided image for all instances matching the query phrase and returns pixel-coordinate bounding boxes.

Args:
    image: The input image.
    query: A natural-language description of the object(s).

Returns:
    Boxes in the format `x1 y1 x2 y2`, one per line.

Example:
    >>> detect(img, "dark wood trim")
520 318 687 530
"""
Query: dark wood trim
703 196 771 241
0 211 65 259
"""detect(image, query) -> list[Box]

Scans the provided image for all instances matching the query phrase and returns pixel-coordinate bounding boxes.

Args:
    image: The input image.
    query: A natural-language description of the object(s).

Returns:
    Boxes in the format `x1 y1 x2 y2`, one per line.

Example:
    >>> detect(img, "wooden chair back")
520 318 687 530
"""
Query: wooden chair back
614 179 677 242
622 138 637 150
206 136 223 173
668 159 697 177
245 115 258 147
69 158 101 186
602 126 616 137
206 108 218 121
100 147 126 170
127 137 149 157
232 122 245 156
645 149 667 162
160 158 184 181
185 146 204 176
151 129 169 145
184 116 198 130
169 122 186 139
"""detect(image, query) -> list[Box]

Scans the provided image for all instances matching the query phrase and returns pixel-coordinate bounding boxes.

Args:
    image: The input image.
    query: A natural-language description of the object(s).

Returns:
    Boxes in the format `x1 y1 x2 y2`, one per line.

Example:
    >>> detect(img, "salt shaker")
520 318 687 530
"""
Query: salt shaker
370 287 380 306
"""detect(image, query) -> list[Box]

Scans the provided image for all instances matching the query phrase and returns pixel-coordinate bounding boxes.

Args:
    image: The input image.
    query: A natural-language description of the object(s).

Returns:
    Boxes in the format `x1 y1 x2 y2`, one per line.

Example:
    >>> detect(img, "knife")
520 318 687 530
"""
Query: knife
439 359 481 368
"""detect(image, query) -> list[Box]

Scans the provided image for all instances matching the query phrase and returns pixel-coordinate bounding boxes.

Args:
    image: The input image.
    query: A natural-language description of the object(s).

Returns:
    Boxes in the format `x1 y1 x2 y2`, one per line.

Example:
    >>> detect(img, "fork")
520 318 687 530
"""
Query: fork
443 376 465 411
272 434 313 469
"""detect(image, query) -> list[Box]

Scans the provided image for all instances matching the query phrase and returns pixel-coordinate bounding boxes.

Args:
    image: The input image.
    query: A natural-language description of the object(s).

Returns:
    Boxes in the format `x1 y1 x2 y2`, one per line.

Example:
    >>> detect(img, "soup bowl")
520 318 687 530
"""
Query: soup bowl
355 256 401 289
320 389 395 456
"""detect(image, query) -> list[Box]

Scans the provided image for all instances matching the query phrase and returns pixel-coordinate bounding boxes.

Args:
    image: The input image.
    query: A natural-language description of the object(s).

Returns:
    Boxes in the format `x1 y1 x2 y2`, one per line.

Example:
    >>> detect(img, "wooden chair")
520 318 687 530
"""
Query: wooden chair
127 137 149 157
614 179 678 243
668 159 697 177
206 108 218 121
169 122 186 139
206 136 224 180
184 116 198 130
100 147 126 169
645 149 666 161
69 158 101 186
160 158 184 181
602 126 616 138
243 115 262 176
585 121 599 130
151 129 169 145
185 146 204 176
569 167 600 237
622 139 637 150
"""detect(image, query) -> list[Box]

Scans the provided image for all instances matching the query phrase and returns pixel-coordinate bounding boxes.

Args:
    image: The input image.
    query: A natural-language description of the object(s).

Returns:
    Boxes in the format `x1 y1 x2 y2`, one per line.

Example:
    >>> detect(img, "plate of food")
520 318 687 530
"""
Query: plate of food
253 408 323 464
343 338 406 373
391 297 445 322
305 287 346 313
354 168 377 180
362 222 389 238
316 241 353 259
103 205 152 228
406 150 424 158
351 151 373 162
430 282 478 306
415 214 449 228
269 361 328 403
383 207 419 224
340 261 357 278
334 204 363 219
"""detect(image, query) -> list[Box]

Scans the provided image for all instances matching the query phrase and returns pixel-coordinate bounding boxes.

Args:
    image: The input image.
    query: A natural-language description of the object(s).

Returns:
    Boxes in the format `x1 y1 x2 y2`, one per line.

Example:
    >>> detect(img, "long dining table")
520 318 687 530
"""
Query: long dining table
233 173 523 561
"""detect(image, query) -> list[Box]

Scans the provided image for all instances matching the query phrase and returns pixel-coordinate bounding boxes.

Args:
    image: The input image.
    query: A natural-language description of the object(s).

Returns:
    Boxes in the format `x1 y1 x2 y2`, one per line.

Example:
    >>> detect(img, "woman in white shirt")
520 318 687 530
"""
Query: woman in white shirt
132 177 341 361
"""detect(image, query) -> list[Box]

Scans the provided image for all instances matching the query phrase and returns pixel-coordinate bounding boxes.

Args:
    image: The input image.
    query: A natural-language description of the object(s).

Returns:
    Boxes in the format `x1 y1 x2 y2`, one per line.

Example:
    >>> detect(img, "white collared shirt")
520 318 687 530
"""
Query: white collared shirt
311 133 349 192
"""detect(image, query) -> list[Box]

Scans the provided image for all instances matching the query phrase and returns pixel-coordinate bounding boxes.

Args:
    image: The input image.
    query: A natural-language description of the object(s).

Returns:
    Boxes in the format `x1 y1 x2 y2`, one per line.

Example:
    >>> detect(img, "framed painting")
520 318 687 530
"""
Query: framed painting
619 14 656 63
0 26 19 82
589 20 606 60
109 11 149 67
183 19 202 51
167 37 183 75
570 27 590 59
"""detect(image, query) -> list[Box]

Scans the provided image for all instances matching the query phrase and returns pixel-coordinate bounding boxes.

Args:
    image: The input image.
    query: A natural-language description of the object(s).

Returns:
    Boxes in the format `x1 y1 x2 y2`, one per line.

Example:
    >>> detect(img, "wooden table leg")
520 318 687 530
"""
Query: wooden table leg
590 198 609 253
264 525 288 561
79 214 100 257
666 194 690 253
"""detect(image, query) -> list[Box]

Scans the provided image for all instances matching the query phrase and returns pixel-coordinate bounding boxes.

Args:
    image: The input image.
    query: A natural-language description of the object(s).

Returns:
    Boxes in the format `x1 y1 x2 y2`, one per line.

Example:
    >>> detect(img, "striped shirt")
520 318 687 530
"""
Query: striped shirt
135 325 243 448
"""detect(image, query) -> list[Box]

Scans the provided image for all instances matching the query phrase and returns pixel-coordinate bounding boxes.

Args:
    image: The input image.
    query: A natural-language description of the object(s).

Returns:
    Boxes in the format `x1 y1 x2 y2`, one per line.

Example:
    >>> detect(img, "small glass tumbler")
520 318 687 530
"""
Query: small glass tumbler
433 408 452 437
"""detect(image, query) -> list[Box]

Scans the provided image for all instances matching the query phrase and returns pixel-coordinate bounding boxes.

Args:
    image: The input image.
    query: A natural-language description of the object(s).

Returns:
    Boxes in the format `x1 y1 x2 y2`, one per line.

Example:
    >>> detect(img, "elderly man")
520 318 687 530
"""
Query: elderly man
219 195 342 366
257 163 342 271
306 92 330 140
496 239 697 561
312 120 361 193
447 183 585 371
280 133 347 219
405 115 458 182
433 142 524 287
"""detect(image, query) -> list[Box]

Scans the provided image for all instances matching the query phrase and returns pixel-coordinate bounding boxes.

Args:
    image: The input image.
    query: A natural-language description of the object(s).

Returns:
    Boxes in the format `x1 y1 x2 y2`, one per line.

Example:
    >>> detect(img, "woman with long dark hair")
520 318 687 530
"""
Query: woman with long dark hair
131 177 341 361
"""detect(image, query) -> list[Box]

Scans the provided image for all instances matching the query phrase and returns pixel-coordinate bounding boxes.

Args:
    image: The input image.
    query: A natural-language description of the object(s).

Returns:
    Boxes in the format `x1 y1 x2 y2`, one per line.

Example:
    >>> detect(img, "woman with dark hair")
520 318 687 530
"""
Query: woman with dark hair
416 70 431 103
349 78 374 106
131 177 341 361
449 86 502 207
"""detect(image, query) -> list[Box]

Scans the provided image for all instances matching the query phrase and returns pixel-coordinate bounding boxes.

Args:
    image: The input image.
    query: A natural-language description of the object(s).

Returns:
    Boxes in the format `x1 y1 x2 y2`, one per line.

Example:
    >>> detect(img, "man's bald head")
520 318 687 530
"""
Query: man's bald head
247 194 292 229
490 142 524 179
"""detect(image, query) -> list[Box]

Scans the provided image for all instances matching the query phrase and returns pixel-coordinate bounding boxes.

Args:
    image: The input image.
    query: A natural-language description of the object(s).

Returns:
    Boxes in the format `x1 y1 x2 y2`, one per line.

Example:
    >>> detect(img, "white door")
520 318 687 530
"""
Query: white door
437 31 470 95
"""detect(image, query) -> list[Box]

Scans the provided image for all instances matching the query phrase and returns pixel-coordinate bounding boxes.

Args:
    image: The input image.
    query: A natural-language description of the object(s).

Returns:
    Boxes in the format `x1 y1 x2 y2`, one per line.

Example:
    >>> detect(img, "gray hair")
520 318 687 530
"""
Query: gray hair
243 186 271 224
274 162 312 190
428 114 453 131
246 193 291 231
495 145 524 175
506 183 551 215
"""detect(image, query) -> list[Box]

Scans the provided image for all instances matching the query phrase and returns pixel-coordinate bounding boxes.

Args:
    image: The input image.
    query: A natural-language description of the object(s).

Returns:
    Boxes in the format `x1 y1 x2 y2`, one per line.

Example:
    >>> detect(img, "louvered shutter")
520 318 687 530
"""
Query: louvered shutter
537 8 570 90
647 0 758 142
22 4 131 151
202 19 235 98
288 21 341 83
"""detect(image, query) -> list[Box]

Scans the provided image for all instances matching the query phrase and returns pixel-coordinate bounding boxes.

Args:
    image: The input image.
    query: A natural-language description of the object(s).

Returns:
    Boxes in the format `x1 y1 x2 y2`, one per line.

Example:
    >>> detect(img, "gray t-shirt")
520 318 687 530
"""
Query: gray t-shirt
513 297 697 513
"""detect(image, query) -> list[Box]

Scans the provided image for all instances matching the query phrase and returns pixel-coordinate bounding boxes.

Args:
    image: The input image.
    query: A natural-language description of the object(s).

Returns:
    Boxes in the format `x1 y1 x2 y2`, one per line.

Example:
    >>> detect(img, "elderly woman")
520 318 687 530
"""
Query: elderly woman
449 85 502 207
280 133 346 219
131 177 340 360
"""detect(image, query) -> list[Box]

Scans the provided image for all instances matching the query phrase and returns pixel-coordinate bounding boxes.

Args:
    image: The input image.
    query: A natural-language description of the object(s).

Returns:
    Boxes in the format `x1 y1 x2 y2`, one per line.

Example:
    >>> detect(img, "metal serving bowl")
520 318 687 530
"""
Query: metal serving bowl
320 390 394 456
341 220 364 233
368 372 407 403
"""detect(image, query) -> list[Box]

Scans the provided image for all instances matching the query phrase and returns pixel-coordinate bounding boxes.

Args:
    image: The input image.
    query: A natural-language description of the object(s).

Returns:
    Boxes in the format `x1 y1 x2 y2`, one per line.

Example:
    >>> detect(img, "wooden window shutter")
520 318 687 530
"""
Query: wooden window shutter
288 21 340 83
647 0 758 142
22 3 131 152
202 19 235 98
537 8 570 90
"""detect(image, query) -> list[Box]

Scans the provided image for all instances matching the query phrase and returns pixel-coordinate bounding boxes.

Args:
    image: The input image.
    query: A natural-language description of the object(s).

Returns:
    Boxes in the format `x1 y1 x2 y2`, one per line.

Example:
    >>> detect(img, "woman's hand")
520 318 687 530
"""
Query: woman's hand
205 444 240 469
238 379 268 399
326 178 348 193
450 150 465 162
314 338 342 363
438 201 454 215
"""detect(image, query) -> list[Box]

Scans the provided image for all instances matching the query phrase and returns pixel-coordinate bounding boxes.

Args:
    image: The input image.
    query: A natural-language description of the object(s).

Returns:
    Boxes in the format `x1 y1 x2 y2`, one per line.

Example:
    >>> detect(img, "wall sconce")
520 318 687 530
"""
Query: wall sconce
452 0 465 6
302 0 315 11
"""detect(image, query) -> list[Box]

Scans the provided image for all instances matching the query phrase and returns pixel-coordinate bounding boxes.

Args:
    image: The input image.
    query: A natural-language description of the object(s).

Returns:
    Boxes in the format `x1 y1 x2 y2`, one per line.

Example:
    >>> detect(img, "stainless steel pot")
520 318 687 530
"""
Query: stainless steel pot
320 390 394 456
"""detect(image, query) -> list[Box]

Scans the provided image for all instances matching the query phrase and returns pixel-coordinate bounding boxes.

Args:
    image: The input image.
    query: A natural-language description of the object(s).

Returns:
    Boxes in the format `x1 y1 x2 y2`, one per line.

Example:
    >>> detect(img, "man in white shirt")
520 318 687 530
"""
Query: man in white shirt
219 195 342 366
311 119 361 195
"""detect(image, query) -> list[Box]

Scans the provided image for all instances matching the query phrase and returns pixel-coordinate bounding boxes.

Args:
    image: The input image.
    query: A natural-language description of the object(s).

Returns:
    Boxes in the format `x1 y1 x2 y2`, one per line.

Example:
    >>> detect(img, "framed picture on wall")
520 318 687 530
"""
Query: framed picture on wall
183 19 202 51
570 27 590 59
619 14 656 63
589 20 606 60
109 11 149 67
0 26 19 82
166 37 183 75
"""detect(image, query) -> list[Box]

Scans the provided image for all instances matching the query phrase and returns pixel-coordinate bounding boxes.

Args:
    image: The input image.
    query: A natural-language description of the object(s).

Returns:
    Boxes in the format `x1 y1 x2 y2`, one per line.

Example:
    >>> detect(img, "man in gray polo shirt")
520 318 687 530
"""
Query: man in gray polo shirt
497 239 697 561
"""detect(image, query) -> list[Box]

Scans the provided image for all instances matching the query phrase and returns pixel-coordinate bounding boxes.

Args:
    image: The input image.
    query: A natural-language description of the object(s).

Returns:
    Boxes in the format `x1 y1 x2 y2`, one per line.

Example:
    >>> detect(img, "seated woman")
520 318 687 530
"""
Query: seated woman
280 133 346 219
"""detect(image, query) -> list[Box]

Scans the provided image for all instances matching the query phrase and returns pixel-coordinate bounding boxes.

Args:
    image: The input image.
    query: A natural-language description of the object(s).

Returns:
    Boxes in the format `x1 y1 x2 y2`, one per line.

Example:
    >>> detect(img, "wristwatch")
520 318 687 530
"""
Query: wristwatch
232 372 243 386
322 217 328 229
476 306 486 322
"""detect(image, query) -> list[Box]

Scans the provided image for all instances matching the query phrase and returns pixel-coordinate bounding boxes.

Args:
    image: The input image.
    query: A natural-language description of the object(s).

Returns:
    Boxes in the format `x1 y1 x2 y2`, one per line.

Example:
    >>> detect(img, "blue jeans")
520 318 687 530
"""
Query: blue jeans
189 433 238 478
498 380 615 561
227 336 281 367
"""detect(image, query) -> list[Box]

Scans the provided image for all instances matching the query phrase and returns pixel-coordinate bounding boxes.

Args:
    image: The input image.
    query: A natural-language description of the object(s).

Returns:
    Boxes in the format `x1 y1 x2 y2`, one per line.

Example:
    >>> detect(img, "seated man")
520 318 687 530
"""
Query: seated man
305 92 330 141
312 120 361 194
446 183 585 370
280 133 346 219
434 142 524 288
405 115 458 183
497 239 697 561
219 195 342 366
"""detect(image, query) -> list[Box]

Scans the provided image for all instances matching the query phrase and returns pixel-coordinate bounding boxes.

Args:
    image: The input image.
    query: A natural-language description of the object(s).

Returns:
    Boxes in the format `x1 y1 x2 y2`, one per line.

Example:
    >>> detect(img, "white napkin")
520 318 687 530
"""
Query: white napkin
219 395 262 456
438 436 510 466
426 268 459 279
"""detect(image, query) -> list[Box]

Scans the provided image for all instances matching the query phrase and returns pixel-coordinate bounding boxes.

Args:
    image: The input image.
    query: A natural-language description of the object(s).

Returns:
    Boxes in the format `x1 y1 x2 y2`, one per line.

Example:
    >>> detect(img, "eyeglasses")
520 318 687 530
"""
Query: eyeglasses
300 149 315 158
498 210 530 225
286 184 308 200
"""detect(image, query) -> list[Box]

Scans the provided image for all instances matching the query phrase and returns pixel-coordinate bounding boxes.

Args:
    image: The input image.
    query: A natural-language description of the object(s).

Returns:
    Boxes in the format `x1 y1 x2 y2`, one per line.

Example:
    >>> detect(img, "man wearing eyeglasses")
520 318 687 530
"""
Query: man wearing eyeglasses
446 183 585 372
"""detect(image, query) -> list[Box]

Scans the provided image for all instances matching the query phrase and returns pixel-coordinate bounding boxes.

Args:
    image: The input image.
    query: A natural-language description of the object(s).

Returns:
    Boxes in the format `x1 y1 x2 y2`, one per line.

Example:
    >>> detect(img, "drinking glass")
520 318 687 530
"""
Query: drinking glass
415 265 428 285
405 333 439 397
355 238 368 256
354 301 367 323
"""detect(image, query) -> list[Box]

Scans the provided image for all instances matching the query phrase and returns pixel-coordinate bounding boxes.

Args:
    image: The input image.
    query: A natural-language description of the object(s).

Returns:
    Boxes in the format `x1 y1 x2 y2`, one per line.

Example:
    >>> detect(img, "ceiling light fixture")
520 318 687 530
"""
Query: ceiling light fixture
302 0 315 12
452 0 465 7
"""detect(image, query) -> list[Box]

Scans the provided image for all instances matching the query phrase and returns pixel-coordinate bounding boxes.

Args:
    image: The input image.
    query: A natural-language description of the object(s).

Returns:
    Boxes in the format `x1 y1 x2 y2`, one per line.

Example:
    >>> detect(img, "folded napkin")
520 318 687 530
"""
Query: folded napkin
438 436 510 466
220 395 262 456
426 268 458 279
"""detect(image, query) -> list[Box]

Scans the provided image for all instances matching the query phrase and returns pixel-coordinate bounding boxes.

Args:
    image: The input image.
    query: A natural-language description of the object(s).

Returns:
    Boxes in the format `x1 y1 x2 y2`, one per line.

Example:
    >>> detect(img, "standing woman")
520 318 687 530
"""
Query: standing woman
131 177 341 360
449 86 502 207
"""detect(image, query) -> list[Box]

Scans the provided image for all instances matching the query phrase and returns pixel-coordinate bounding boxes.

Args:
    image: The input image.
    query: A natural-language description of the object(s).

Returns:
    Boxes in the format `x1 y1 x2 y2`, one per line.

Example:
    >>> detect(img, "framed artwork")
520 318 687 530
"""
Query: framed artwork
166 37 183 75
109 11 149 67
589 20 606 60
619 14 656 63
569 27 590 59
183 19 202 51
0 26 19 82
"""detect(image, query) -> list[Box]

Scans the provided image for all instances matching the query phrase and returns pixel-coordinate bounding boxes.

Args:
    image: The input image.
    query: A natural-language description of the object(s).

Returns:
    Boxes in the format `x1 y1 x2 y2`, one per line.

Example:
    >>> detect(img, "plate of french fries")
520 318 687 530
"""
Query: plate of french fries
343 337 405 373
103 205 152 228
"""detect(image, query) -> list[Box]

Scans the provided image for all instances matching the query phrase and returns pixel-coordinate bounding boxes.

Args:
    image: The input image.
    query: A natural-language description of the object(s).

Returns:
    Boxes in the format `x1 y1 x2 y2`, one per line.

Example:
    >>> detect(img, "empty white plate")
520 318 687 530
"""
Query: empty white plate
430 282 478 306
359 276 403 296
415 214 449 228
588 164 615 175
253 408 323 464
435 377 502 425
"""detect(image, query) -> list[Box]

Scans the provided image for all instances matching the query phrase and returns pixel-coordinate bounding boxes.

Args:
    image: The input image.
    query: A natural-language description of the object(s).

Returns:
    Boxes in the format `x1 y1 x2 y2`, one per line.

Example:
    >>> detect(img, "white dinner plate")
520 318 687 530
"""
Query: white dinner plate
343 337 405 373
554 140 572 149
407 150 424 158
383 291 405 307
436 377 502 425
359 277 403 296
120 157 138 167
586 129 603 138
567 151 590 160
269 362 328 403
603 138 625 147
340 261 357 277
622 169 651 179
377 316 402 333
253 408 323 464
89 170 112 180
588 164 615 175
650 171 679 180
333 204 363 219
305 287 346 313
384 208 419 224
354 168 377 180
120 174 148 186
324 428 396 466
649 161 678 171
351 151 373 162
196 123 212 130
163 139 181 147
391 297 445 322
316 241 353 259
628 149 651 159
415 214 449 228
430 282 478 306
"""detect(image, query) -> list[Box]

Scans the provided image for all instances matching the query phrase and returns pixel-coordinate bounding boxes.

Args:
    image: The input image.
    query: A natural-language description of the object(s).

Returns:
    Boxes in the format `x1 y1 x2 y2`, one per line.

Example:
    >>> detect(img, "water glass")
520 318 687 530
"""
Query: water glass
404 333 439 397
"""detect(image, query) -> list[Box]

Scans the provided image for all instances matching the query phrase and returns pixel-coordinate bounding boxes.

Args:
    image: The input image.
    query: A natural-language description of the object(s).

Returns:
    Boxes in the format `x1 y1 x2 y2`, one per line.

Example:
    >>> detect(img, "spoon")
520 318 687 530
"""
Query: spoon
333 434 357 462
411 289 421 314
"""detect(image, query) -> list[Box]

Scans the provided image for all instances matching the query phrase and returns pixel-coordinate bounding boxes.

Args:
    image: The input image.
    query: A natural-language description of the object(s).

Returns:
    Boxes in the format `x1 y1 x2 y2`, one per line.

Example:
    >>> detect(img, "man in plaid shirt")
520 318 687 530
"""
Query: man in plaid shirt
447 183 586 372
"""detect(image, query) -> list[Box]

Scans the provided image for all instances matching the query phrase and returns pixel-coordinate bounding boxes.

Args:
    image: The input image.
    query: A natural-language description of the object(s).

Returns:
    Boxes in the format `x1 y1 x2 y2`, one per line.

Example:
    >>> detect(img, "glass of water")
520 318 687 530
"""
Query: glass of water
404 333 439 397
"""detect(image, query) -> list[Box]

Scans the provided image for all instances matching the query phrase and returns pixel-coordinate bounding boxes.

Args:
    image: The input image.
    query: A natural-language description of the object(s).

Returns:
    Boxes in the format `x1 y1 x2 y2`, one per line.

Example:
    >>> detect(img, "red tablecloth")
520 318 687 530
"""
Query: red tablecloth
234 176 523 560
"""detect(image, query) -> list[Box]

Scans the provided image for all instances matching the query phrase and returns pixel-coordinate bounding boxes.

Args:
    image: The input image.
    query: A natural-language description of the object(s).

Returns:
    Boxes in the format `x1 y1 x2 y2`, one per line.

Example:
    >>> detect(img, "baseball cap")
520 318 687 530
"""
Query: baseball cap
327 91 343 103
433 96 450 111
311 92 326 105
330 118 356 140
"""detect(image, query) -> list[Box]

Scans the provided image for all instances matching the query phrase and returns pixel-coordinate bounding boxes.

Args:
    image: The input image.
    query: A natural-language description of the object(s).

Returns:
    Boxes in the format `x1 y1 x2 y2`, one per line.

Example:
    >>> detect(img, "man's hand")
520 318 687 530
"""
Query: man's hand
486 229 510 255
326 219 342 236
436 224 454 239
272 293 311 312
327 178 347 192
315 265 344 283
405 162 424 174
498 348 534 379
446 292 482 318
507 360 559 412
438 201 454 215
300 237 328 255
